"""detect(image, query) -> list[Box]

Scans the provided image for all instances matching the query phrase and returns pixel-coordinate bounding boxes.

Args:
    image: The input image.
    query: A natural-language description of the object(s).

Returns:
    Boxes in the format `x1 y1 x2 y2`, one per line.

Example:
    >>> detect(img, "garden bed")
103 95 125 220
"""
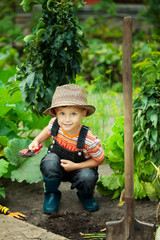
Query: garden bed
2 164 159 240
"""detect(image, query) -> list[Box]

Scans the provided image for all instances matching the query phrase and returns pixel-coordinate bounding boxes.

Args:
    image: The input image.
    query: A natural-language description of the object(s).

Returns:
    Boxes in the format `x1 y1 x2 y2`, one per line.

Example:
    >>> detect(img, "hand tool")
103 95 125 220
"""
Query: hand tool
19 144 43 158
0 205 27 220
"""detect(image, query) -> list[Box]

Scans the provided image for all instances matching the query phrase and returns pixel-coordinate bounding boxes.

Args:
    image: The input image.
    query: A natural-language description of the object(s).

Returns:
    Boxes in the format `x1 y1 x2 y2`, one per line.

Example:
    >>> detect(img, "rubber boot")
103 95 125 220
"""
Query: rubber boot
77 190 99 212
43 176 61 214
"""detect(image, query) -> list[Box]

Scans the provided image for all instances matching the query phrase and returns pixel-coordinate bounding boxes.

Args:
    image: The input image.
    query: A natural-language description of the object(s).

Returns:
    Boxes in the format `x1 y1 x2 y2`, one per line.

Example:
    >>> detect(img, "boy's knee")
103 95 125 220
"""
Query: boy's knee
73 168 98 192
40 153 61 178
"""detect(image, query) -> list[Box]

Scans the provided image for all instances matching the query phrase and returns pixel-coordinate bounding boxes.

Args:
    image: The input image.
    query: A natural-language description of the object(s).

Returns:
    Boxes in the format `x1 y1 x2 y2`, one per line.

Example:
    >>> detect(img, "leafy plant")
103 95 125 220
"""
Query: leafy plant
133 47 160 165
0 159 9 198
97 117 160 201
12 0 87 116
92 0 116 16
80 39 122 85
4 138 47 183
97 41 160 201
0 66 51 198
141 0 160 34
0 43 20 69
76 76 123 142
80 16 122 43
0 0 22 44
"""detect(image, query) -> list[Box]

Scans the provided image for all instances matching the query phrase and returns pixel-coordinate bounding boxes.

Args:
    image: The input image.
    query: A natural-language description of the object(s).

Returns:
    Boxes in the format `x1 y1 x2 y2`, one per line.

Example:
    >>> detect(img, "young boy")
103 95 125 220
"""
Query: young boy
29 84 104 213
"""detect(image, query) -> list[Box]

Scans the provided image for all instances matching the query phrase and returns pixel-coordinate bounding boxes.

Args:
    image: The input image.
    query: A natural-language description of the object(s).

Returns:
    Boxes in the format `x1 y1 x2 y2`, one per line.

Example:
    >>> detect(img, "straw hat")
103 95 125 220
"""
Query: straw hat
43 84 95 117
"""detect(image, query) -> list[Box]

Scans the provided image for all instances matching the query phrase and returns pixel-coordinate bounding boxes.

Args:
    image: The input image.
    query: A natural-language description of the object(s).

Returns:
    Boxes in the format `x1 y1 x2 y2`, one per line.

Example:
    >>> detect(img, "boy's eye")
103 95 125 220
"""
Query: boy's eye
60 112 65 115
72 112 76 116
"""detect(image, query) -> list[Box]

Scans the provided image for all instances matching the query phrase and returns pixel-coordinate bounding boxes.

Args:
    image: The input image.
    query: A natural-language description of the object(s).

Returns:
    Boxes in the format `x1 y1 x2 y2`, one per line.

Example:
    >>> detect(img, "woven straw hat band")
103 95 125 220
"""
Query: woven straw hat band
43 84 95 117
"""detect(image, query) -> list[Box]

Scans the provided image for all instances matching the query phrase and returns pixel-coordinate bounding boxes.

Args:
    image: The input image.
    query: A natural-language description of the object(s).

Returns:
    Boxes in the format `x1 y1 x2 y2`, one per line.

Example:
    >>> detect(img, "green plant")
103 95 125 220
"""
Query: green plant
141 0 160 34
12 0 87 116
0 66 50 198
132 39 160 87
76 76 123 142
0 0 22 44
0 43 20 69
97 117 160 201
4 138 47 183
80 16 122 43
133 44 160 164
92 0 116 15
80 39 122 85
0 159 9 198
134 81 160 157
97 40 160 201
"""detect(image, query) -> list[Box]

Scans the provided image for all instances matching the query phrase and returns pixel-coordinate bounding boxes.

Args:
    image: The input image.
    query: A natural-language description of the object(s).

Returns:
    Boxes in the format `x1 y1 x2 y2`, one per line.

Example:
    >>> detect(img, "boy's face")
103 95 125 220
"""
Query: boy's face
55 106 87 136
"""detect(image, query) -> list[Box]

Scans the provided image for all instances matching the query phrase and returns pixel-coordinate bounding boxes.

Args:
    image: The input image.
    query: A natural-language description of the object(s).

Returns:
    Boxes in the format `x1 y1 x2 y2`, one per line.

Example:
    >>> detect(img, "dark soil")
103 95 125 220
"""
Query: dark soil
2 164 159 240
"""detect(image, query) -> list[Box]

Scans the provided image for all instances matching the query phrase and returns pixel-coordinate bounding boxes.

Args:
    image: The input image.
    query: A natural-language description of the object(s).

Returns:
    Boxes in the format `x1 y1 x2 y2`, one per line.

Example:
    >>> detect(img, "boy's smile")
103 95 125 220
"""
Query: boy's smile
55 106 87 136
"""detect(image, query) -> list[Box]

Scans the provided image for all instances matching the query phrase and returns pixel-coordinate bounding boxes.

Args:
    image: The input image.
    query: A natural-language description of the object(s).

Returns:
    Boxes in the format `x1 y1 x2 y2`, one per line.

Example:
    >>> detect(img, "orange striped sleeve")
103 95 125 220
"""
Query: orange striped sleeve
84 130 105 163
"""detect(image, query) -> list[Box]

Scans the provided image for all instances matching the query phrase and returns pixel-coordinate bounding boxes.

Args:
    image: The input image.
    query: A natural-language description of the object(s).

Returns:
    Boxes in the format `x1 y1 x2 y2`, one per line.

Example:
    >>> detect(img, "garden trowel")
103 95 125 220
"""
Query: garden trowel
19 144 43 158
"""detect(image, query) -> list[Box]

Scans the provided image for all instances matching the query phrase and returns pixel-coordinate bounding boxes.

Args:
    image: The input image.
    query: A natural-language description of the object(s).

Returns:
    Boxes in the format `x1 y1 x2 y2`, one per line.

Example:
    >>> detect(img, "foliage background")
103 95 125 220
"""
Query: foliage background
0 0 160 200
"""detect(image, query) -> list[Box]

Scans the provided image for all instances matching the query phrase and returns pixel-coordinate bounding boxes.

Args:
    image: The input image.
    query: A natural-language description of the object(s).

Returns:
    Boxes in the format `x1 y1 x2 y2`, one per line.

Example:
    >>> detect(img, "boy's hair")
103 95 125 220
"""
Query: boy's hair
43 84 95 117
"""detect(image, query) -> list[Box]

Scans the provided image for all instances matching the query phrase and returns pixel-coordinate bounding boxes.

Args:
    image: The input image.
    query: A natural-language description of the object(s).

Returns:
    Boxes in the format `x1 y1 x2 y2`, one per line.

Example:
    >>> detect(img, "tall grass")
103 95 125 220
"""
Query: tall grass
78 77 123 142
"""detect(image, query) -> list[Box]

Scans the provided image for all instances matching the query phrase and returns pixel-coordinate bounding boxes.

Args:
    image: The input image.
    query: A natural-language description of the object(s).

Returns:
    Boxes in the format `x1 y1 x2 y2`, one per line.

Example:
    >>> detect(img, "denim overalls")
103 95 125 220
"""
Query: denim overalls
40 118 98 192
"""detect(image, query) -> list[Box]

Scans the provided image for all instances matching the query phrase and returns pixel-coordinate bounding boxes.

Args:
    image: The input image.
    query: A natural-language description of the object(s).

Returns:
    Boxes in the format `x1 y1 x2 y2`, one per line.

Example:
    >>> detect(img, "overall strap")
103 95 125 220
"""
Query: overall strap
51 118 60 137
77 125 89 149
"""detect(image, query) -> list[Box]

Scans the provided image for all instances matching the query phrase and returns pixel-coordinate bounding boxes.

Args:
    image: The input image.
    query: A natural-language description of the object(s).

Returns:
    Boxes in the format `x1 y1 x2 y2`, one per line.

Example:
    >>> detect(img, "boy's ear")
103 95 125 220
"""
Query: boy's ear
81 109 87 119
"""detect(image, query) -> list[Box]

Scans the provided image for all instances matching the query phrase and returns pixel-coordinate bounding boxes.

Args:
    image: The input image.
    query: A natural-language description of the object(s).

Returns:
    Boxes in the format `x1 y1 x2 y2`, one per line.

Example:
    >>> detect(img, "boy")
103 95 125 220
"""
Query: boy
29 84 104 213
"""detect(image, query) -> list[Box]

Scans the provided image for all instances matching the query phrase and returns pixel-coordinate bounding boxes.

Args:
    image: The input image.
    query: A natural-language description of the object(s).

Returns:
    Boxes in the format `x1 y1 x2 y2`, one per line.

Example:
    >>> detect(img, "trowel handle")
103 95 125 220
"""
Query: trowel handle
34 144 43 152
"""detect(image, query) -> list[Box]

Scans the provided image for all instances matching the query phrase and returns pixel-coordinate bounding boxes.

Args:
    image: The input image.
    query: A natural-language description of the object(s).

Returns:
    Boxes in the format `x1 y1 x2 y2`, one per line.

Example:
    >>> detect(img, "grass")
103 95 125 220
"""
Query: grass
83 90 123 142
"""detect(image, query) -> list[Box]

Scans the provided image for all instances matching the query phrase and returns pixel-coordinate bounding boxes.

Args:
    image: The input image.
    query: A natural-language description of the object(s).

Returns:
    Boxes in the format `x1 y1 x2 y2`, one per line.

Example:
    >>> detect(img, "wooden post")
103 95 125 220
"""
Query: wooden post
123 17 134 239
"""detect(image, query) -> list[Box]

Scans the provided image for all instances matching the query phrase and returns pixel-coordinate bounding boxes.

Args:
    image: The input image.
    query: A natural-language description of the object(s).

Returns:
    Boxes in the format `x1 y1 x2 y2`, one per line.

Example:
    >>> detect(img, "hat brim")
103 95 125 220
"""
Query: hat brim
43 103 95 117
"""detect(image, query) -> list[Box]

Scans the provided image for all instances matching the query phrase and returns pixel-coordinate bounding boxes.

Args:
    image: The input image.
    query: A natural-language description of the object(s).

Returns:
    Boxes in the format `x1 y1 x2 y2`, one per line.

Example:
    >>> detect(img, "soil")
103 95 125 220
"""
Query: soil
1 164 159 240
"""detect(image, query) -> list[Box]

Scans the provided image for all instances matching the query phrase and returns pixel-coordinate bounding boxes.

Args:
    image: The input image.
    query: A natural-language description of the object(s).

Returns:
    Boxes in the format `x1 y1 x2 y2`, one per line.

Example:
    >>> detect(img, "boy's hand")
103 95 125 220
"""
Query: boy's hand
60 159 78 172
29 140 40 151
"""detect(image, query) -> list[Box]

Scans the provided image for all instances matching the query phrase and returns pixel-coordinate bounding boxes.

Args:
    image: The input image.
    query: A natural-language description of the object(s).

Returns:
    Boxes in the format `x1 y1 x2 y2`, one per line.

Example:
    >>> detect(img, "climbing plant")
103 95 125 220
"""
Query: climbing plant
12 0 87 115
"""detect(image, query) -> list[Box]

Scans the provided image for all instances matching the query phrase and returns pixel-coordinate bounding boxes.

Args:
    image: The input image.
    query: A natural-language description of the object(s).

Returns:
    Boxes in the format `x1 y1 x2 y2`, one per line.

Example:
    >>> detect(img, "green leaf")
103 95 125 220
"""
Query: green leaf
151 129 158 142
106 134 124 162
11 154 43 183
4 138 47 183
143 181 158 201
0 159 9 177
4 138 31 166
112 188 121 199
75 0 86 8
0 188 5 198
140 115 145 131
0 136 9 148
141 95 148 109
157 59 160 69
109 161 124 172
0 119 18 139
150 138 155 148
96 180 113 196
24 34 35 42
134 174 146 199
137 140 145 152
101 173 124 190
150 113 158 128
26 72 35 88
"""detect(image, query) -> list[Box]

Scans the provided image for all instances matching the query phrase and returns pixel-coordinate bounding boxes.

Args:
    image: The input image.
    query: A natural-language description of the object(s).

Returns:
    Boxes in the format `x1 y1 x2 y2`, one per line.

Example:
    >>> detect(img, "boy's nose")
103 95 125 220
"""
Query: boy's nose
65 115 70 121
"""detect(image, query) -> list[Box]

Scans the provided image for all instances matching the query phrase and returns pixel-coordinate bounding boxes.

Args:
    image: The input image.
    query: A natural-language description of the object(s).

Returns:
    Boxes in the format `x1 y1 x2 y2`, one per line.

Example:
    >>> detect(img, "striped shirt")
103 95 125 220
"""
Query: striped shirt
48 118 104 163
